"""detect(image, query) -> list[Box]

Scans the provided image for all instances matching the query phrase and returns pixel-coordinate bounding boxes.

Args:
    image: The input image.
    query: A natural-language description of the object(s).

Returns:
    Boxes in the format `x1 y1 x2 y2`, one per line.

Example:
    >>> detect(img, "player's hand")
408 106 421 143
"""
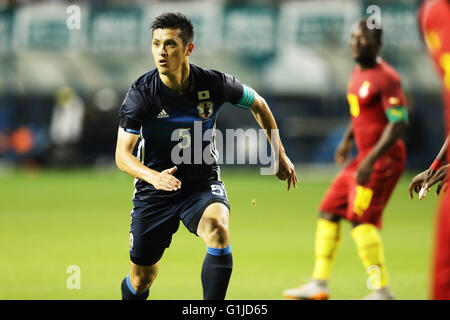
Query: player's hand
408 169 430 199
335 139 353 165
356 157 374 186
276 153 298 191
436 177 448 196
151 166 182 191
424 165 449 196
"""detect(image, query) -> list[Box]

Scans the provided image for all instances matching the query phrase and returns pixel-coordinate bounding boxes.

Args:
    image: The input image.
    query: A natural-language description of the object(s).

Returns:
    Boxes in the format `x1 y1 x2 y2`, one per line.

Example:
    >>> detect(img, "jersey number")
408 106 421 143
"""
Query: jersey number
353 186 373 217
347 93 360 117
211 185 224 196
439 53 450 91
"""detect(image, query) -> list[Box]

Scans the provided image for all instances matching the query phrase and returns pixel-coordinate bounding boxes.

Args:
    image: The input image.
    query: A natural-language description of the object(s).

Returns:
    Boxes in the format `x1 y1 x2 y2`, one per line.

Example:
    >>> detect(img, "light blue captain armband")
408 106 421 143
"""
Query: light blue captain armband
235 85 255 109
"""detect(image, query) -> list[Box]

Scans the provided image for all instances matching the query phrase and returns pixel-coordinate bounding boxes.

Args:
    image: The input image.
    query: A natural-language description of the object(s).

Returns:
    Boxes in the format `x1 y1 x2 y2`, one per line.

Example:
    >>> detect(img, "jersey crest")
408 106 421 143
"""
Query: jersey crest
197 101 214 119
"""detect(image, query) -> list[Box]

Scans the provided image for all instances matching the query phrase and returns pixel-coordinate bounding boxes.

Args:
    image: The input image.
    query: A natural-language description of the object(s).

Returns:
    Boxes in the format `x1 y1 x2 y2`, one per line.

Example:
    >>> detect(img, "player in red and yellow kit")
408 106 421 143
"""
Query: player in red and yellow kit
283 18 408 300
409 0 450 300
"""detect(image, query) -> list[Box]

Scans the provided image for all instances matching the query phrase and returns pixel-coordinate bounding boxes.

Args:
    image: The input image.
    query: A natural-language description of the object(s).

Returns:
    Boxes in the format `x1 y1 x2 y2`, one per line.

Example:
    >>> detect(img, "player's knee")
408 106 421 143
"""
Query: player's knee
319 211 341 222
200 217 229 247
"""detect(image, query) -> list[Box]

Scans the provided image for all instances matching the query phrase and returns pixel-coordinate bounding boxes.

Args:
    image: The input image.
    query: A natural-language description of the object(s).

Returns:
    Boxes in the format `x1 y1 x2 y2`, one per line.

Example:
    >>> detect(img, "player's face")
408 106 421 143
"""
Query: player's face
151 28 193 75
350 24 380 64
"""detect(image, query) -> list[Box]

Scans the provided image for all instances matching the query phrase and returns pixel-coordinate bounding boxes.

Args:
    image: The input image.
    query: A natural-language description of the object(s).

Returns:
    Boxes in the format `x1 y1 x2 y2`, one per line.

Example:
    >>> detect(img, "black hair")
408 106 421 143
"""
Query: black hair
151 12 194 46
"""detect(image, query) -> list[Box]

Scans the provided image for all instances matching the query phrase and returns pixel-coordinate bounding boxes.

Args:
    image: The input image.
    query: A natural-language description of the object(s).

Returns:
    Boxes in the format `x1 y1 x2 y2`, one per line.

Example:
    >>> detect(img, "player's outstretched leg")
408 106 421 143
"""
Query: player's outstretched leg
197 203 232 300
121 261 159 300
351 223 395 300
283 215 341 300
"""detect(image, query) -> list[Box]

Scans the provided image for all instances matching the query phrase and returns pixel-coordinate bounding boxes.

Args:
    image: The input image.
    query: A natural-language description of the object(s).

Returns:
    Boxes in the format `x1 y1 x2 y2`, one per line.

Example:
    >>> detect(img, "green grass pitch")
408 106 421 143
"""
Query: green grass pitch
0 167 439 299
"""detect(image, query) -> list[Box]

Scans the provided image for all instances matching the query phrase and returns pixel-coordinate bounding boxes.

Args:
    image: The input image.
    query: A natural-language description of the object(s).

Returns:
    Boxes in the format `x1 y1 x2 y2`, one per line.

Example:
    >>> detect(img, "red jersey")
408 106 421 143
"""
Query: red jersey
347 60 407 156
419 0 450 300
419 0 450 135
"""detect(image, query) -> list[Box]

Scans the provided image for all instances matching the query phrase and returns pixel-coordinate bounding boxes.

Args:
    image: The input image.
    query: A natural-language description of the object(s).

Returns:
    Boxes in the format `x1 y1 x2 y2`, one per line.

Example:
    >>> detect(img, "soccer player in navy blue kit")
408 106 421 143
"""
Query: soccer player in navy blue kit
116 13 297 300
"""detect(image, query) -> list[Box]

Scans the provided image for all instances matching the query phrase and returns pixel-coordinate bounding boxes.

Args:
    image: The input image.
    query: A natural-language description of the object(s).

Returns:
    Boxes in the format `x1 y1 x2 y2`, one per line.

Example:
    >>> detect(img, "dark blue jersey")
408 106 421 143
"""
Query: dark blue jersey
119 64 255 201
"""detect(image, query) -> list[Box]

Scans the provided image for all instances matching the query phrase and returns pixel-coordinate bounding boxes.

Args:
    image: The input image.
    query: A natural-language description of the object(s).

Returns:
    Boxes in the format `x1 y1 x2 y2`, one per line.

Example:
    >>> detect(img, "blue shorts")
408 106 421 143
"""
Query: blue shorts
128 180 230 266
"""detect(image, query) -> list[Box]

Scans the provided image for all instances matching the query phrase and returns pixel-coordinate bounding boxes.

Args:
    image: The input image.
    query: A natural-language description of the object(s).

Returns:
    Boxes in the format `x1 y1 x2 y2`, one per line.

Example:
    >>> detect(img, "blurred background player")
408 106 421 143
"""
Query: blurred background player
283 18 409 300
116 13 297 300
49 86 85 166
410 0 450 300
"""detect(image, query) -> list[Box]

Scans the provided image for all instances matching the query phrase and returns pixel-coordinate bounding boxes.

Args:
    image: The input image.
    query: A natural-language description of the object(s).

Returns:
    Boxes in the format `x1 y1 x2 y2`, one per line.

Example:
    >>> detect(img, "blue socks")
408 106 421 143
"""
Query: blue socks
121 275 149 300
201 245 233 300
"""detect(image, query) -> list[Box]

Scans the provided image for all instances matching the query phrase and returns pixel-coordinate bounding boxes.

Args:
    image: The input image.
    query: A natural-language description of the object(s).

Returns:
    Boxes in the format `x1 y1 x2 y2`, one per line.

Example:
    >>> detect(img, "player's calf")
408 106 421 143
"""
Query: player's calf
121 275 150 300
121 262 159 300
351 224 394 299
197 203 233 300
130 271 156 293
283 217 340 300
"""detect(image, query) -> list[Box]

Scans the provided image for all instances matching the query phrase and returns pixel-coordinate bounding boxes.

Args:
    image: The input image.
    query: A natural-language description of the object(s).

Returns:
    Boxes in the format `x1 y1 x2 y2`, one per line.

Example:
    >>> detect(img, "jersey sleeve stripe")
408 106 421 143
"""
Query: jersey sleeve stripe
236 85 255 109
124 128 141 135
385 106 409 123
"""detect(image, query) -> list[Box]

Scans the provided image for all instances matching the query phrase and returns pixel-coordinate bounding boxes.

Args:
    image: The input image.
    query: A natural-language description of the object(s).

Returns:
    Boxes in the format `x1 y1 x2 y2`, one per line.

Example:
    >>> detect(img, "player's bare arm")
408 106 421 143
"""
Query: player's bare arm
115 128 181 191
335 121 354 165
356 121 406 185
428 137 448 179
250 92 298 190
426 137 448 180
